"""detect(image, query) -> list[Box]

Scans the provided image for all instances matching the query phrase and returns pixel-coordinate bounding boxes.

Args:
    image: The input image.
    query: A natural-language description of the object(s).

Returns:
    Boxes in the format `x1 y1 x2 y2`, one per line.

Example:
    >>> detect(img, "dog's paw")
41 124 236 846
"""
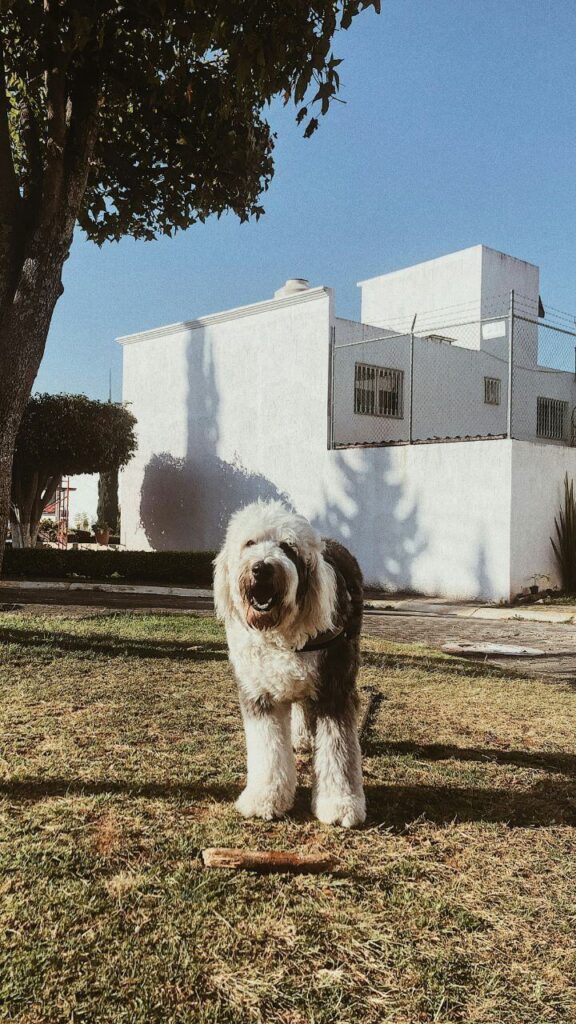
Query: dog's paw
235 786 295 821
313 791 366 828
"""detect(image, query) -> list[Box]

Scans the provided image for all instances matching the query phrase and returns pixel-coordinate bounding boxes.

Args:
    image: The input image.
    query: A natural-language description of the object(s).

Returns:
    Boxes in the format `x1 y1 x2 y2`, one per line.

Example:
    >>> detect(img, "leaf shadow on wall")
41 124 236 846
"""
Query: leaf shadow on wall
313 448 428 594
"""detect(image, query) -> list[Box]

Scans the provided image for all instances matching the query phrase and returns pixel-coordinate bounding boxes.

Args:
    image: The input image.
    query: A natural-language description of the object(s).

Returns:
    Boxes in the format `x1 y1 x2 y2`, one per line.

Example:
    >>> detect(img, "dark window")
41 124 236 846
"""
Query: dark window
536 397 567 440
484 377 501 405
354 364 404 419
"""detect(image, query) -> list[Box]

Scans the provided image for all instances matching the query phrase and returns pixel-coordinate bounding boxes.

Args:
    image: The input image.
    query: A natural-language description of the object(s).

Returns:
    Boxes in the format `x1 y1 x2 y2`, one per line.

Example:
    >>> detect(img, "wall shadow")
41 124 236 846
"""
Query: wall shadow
314 447 427 593
139 328 290 551
140 451 289 551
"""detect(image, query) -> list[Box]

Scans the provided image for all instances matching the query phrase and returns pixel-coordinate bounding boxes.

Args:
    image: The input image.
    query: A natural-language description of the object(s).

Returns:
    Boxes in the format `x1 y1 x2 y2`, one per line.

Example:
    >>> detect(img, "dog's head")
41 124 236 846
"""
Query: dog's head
214 500 336 638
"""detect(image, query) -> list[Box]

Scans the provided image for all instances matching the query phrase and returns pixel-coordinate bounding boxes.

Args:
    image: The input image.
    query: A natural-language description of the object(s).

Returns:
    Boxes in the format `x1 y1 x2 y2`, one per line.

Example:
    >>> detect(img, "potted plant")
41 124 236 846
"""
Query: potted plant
92 521 111 546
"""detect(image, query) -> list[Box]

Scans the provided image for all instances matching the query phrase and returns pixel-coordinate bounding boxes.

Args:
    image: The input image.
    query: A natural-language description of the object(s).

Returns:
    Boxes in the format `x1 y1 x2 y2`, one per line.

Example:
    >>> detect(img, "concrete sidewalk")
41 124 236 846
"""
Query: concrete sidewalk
2 579 576 625
365 596 576 625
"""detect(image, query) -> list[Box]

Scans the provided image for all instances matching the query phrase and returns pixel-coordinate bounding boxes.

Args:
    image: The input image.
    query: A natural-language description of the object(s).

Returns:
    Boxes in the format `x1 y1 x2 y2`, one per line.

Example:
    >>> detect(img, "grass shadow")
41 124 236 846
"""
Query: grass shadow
360 647 531 682
1 775 574 829
365 738 576 777
365 778 576 829
0 776 236 802
0 627 229 662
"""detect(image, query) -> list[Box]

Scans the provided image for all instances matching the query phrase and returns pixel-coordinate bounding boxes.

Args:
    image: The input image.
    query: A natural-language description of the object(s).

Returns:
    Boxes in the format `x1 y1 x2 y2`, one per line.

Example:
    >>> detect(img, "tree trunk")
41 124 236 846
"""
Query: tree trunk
8 514 32 549
0 239 69 572
97 468 119 532
0 424 17 562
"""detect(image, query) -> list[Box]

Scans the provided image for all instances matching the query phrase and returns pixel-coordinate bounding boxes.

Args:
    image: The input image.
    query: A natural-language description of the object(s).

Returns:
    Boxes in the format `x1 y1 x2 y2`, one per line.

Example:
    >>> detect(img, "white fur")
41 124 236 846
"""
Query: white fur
236 703 296 820
312 715 366 827
215 500 365 827
291 702 313 753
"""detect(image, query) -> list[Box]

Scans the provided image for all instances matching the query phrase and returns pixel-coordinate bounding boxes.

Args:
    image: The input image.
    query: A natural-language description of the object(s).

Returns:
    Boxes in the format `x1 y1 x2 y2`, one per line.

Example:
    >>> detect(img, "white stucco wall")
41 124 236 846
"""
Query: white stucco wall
509 441 576 594
119 288 336 553
359 245 485 338
359 245 540 359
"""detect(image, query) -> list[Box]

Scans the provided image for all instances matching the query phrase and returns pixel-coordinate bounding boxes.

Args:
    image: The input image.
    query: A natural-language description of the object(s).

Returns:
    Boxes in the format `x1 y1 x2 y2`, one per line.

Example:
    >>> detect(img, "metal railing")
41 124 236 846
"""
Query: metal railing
329 292 576 449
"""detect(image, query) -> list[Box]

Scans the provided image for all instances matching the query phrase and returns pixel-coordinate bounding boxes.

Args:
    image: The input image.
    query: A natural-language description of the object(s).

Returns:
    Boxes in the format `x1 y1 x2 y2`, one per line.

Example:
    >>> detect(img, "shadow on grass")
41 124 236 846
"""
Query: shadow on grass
365 739 576 778
0 777 235 802
0 627 229 662
2 775 574 829
361 648 530 682
365 778 576 829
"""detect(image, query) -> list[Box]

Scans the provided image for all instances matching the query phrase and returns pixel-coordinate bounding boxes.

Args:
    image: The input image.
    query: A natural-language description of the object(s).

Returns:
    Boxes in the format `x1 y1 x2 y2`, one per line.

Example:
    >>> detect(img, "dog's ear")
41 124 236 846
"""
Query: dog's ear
213 545 234 621
300 550 337 635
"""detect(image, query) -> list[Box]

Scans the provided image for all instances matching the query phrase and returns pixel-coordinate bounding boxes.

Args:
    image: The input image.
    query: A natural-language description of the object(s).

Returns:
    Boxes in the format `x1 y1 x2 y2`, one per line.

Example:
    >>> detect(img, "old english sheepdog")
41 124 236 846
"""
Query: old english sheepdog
214 500 366 828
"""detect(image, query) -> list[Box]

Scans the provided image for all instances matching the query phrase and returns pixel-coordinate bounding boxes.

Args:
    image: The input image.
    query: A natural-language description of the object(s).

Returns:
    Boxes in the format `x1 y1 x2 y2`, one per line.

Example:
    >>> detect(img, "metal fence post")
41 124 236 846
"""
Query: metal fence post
327 324 335 449
507 290 514 439
409 314 417 444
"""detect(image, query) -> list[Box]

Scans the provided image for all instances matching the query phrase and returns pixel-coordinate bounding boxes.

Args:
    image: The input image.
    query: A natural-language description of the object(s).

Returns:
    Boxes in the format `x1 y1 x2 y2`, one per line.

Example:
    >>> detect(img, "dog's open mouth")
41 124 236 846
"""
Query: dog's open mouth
248 584 279 613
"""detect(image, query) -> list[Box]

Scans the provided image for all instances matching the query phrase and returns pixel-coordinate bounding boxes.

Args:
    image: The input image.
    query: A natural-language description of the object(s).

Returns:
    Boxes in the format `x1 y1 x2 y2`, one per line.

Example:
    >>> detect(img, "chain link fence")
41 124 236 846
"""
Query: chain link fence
329 295 576 449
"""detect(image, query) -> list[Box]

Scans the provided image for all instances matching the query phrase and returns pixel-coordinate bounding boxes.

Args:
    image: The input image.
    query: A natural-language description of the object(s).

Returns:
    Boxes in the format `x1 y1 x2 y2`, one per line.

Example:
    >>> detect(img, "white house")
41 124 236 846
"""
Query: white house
118 245 576 601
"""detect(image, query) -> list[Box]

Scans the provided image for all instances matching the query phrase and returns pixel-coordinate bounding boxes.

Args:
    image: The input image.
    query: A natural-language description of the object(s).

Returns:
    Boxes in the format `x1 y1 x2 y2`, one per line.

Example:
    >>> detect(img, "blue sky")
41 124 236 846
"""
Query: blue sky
36 0 576 402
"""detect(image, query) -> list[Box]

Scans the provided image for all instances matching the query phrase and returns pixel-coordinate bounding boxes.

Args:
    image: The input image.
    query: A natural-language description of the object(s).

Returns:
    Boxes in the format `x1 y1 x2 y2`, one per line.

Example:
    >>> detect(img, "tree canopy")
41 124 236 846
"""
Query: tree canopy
10 393 136 546
0 1 379 569
2 1 380 248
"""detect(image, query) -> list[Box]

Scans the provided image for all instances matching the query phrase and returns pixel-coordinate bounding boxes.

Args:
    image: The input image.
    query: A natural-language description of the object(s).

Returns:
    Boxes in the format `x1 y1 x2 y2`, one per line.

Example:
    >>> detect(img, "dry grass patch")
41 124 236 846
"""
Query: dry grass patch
0 611 575 1023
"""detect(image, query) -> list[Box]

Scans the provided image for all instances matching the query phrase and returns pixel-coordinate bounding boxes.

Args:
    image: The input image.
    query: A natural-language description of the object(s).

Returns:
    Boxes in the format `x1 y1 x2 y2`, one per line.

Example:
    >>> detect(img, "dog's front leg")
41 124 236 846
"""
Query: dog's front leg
312 699 366 828
291 700 314 753
236 698 296 820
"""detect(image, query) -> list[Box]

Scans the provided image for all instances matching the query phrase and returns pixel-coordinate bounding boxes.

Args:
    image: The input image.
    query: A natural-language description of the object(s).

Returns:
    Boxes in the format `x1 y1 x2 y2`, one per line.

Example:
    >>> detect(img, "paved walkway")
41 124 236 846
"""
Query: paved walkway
363 608 576 682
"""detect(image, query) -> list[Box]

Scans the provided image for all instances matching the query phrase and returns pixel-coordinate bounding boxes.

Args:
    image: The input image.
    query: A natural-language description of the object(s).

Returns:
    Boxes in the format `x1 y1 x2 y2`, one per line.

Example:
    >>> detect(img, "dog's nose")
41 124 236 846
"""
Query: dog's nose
252 560 273 579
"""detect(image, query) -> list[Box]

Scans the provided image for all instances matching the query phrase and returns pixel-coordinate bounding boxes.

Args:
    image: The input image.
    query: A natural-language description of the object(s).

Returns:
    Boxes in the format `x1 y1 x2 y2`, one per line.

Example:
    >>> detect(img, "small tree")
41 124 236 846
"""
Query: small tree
97 468 119 533
10 393 136 547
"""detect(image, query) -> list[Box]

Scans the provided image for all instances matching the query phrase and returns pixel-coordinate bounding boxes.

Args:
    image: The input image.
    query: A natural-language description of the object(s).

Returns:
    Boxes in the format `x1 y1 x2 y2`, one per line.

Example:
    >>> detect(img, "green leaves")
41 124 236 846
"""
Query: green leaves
12 393 137 477
551 473 576 594
2 1 380 242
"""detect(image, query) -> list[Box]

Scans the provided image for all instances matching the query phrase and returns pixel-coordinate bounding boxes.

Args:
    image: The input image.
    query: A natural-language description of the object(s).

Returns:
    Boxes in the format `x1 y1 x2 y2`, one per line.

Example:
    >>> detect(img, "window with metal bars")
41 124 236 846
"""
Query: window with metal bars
484 377 501 405
354 363 404 418
536 397 567 440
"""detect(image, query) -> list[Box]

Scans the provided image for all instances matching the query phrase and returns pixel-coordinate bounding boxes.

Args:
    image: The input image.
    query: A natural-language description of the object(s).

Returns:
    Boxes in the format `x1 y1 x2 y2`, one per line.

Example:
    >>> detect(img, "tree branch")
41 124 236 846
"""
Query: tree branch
61 64 102 236
19 92 44 211
35 472 60 527
41 1 68 224
0 34 18 216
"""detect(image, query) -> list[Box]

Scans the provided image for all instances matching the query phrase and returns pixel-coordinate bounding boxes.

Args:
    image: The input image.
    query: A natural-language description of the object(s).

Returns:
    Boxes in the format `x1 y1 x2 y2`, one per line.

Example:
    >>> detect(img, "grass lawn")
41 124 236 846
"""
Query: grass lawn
1 611 575 1024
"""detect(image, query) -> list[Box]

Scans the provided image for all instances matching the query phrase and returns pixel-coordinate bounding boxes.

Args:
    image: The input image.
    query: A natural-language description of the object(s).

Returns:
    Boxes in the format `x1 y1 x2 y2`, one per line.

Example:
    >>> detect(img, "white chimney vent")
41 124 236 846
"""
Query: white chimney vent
274 278 310 299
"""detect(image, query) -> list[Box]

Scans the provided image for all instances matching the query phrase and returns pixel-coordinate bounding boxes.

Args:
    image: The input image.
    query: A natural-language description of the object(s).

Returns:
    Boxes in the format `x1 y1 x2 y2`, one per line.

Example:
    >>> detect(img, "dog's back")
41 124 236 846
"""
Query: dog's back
322 538 363 641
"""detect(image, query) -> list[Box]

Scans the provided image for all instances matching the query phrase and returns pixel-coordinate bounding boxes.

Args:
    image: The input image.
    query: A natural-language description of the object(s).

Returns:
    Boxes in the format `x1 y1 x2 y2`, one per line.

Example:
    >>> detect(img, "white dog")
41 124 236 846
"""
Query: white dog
214 500 366 827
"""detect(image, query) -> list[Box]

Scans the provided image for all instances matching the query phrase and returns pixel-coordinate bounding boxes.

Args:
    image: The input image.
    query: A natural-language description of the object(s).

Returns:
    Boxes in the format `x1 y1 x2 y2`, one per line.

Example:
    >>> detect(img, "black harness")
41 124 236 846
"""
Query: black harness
296 563 354 653
297 627 347 653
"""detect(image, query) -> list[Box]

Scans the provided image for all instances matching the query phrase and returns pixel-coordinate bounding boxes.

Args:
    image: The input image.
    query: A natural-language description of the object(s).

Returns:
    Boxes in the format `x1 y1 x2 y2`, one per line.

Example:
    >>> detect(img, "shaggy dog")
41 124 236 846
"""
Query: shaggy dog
214 500 366 828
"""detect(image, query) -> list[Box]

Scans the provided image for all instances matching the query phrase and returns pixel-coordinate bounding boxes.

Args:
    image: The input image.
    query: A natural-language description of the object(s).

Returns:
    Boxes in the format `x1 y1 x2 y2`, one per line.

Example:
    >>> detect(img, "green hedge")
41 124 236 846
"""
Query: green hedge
2 548 216 587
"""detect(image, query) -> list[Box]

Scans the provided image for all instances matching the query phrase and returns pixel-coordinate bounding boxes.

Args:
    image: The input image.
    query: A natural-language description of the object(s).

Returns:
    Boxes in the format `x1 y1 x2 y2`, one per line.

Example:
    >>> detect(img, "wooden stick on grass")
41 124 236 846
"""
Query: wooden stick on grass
202 848 337 873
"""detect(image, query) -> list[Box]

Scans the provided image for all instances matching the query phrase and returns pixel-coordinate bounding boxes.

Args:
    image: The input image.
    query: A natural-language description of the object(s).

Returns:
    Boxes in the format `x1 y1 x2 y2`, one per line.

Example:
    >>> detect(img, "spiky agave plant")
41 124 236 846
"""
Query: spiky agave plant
551 474 576 593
